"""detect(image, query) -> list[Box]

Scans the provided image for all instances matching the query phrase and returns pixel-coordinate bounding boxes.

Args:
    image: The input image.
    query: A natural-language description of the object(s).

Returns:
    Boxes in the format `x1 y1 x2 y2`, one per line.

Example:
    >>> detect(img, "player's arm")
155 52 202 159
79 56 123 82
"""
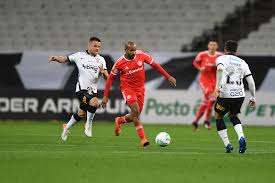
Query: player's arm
99 58 109 80
215 63 224 97
151 62 176 86
245 75 256 107
101 69 109 80
101 67 118 109
193 52 205 72
48 56 69 63
143 53 176 86
99 63 109 80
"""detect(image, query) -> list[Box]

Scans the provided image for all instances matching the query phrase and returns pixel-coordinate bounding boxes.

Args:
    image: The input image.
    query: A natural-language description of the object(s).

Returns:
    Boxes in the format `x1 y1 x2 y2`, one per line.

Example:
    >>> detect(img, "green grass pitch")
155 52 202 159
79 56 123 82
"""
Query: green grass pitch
0 120 274 183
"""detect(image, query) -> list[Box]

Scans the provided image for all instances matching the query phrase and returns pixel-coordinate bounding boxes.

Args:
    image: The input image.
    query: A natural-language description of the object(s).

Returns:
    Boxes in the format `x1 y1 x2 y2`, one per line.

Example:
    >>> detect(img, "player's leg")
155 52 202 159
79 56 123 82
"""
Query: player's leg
204 86 216 129
214 98 233 153
114 90 136 136
114 90 145 125
192 82 208 131
84 96 99 137
192 95 208 131
229 97 246 153
114 113 132 136
115 113 132 127
128 101 149 146
115 92 144 128
136 92 148 144
61 92 87 141
61 109 85 141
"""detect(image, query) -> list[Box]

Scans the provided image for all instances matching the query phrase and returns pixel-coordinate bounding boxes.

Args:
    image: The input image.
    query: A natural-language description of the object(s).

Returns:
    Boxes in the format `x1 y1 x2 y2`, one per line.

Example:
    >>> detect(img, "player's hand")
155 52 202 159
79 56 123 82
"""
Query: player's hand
200 67 205 73
168 76 176 87
49 56 57 62
210 92 217 99
248 98 256 108
101 96 109 109
214 88 219 97
99 64 104 73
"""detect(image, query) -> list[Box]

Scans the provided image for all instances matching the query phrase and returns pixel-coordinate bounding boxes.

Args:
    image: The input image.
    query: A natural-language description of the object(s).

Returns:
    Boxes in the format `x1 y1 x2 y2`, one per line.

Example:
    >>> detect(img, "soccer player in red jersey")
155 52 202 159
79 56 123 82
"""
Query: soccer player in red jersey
101 41 176 147
192 40 223 131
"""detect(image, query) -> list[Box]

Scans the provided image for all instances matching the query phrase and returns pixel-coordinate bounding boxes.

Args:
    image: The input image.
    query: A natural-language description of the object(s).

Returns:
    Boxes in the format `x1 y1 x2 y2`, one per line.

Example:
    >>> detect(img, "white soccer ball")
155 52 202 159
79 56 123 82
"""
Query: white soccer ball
155 132 171 147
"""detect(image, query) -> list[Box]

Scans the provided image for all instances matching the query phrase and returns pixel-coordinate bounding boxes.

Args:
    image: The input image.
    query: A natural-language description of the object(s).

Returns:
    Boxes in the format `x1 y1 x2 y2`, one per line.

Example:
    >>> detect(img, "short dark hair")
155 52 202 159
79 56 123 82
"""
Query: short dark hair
89 37 101 42
125 41 136 49
208 39 218 44
225 40 238 53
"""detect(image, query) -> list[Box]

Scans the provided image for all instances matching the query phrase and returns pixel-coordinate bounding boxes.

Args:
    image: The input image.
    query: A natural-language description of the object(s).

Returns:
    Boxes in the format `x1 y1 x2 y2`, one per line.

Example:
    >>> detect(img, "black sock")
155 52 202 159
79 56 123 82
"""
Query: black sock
230 116 241 126
87 105 97 113
216 118 226 131
73 113 82 121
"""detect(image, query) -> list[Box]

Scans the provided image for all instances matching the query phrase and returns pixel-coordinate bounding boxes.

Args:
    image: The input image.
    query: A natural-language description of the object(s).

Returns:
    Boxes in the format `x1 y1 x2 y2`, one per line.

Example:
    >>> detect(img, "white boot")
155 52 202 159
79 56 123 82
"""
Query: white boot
61 125 69 141
84 124 92 137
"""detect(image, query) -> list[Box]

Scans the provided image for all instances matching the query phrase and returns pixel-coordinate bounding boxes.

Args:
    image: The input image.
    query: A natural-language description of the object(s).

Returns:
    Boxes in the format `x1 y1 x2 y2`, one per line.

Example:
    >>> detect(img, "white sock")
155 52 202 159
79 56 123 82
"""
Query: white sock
218 129 230 147
66 115 78 130
86 111 95 127
234 124 244 140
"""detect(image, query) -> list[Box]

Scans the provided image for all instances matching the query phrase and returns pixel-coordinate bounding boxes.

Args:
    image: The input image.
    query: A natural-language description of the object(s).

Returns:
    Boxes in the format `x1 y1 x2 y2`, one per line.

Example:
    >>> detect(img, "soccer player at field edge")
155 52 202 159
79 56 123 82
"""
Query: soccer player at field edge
214 40 256 153
192 40 223 131
49 37 108 141
101 41 176 147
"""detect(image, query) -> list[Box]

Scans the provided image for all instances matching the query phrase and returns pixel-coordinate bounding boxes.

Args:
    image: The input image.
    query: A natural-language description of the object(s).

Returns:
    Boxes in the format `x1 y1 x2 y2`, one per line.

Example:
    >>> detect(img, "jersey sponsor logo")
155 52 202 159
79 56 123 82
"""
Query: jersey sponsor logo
82 64 99 73
127 95 132 99
229 90 243 97
126 66 143 75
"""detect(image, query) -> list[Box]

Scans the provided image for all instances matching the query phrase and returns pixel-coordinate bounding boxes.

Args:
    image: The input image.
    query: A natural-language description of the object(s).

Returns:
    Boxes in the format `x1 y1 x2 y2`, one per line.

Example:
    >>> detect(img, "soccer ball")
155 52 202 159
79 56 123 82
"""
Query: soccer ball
155 132 171 147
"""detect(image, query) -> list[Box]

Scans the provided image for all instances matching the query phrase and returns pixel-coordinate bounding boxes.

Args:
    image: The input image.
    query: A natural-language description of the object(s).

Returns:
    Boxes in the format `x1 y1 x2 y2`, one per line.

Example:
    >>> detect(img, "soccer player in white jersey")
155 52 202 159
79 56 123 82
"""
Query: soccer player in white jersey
214 40 256 153
49 37 108 141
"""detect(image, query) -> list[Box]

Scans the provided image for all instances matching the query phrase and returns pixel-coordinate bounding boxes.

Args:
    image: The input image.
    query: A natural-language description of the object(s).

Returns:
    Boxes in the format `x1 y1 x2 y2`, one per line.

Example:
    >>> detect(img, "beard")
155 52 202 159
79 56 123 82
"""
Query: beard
128 54 135 59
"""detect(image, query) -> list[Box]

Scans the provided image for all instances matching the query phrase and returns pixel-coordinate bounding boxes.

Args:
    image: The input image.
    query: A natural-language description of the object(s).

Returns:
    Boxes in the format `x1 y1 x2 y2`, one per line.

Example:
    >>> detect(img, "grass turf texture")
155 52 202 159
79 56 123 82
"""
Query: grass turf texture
0 121 274 183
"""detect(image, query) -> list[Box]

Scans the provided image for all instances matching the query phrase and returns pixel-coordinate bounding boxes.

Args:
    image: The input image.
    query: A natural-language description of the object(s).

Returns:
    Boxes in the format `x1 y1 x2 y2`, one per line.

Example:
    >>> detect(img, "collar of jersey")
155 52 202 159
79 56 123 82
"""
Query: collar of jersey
207 51 219 57
123 55 136 61
225 53 236 56
86 50 98 57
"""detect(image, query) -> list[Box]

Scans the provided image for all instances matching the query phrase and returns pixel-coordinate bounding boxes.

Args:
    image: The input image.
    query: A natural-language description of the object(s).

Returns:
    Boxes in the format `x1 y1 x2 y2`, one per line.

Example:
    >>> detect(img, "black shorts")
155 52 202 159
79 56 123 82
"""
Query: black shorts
214 97 244 116
76 90 98 111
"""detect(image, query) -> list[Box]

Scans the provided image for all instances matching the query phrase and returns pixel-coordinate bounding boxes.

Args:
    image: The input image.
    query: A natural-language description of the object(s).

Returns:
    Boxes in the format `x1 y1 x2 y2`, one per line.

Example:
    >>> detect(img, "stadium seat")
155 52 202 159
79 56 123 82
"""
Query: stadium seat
0 0 247 51
238 17 275 54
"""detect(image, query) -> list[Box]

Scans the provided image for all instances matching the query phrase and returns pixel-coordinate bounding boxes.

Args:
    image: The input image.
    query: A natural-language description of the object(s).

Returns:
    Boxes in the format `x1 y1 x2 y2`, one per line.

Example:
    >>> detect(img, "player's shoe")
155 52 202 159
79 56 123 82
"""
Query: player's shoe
141 138 150 147
84 124 92 137
114 117 121 136
61 124 69 141
239 137 247 154
225 144 233 153
203 121 212 130
192 122 199 131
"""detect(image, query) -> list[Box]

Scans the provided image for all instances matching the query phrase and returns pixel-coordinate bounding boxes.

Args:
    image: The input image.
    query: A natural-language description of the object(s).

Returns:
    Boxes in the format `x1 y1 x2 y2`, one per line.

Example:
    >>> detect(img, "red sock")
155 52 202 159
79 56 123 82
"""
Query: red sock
117 116 127 125
205 99 215 122
194 103 207 123
135 125 145 139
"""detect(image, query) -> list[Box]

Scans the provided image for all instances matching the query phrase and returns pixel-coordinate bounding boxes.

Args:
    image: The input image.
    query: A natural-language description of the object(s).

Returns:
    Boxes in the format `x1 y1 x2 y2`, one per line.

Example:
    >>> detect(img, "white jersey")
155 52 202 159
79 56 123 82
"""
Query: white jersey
68 51 107 94
216 54 252 98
